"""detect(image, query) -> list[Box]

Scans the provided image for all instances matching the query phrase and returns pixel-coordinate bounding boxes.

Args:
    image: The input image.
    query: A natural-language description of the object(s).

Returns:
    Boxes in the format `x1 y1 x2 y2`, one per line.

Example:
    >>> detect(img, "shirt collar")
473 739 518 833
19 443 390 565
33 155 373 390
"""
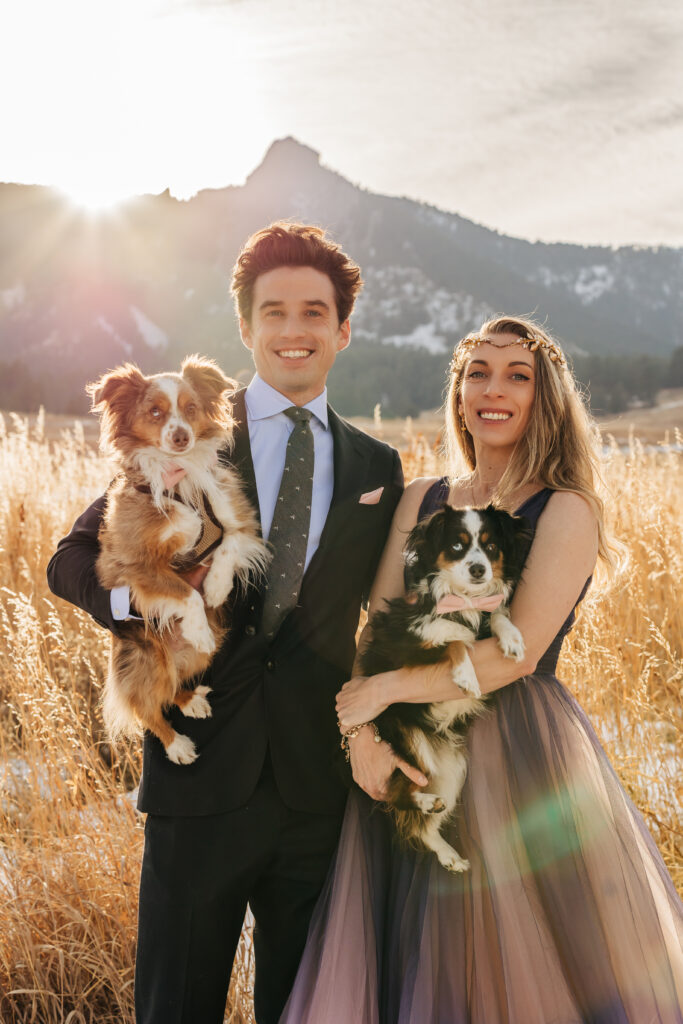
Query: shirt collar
245 373 329 429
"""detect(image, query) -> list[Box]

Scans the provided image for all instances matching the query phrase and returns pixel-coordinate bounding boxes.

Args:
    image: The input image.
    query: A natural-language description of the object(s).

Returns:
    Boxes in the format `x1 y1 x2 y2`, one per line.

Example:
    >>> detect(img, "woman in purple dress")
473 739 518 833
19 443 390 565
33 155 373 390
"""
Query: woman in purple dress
280 316 683 1023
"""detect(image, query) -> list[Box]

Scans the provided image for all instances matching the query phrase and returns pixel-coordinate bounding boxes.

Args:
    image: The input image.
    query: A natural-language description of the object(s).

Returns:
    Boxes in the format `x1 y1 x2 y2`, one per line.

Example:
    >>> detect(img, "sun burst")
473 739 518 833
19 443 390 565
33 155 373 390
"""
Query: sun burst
57 180 138 214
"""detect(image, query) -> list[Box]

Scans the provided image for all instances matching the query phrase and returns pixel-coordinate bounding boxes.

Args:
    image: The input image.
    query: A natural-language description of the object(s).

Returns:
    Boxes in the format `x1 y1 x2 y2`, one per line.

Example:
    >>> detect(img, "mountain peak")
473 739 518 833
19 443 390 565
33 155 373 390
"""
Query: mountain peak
249 137 322 183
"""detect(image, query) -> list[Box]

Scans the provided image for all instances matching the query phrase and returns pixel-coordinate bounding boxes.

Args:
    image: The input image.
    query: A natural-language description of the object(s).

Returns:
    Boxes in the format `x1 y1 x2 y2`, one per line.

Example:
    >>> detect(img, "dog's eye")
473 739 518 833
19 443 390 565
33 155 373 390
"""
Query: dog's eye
485 542 498 554
185 404 197 417
451 543 463 553
150 407 162 419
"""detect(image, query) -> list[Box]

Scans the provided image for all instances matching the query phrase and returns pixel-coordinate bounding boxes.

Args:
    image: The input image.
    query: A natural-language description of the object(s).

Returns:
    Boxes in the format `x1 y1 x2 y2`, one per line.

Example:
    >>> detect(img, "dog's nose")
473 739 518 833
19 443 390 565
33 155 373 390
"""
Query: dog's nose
172 427 190 450
469 563 486 580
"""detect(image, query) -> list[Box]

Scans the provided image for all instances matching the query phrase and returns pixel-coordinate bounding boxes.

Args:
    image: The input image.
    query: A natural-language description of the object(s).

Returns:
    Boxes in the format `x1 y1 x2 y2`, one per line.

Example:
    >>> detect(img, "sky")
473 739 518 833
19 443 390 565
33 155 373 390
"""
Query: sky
3 0 682 247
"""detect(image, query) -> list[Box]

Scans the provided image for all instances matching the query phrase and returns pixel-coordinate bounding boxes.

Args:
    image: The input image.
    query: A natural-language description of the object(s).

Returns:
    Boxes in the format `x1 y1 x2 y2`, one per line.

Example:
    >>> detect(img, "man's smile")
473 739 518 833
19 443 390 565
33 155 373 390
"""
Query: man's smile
277 348 315 360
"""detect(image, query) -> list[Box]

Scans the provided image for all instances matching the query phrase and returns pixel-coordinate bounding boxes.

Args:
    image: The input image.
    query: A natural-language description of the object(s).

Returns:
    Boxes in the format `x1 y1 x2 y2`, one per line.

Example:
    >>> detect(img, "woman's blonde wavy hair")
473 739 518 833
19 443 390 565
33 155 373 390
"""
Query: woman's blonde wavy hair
445 314 618 574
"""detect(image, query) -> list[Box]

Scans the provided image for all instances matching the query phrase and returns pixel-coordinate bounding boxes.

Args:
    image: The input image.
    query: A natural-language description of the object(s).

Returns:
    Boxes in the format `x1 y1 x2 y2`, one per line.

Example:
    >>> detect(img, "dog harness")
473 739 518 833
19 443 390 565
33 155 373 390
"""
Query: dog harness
134 484 224 571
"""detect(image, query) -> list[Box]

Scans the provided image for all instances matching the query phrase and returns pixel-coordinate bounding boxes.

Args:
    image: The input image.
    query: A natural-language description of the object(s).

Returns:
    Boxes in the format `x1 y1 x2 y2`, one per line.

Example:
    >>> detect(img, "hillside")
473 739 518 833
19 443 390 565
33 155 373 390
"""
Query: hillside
1 137 681 417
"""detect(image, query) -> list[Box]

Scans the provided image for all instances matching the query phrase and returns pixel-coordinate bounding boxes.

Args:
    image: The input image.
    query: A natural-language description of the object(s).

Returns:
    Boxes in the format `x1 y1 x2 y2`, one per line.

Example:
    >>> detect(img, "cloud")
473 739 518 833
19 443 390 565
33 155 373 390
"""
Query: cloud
2 0 681 244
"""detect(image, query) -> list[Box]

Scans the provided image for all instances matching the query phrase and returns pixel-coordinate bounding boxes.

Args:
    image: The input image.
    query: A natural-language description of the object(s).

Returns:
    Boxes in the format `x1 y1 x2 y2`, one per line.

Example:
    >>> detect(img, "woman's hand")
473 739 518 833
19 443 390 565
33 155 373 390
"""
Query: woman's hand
336 674 391 729
336 662 467 726
348 725 427 801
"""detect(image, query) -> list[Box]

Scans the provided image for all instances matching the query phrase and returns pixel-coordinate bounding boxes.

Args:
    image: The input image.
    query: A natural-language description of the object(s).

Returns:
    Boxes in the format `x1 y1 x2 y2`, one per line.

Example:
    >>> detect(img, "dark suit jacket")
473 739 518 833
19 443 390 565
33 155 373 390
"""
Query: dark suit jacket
47 390 403 817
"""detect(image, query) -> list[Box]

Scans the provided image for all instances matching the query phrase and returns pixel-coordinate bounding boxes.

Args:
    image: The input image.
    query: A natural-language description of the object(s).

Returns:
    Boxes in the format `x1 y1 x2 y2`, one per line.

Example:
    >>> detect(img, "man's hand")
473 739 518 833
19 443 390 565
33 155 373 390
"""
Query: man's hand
164 563 212 651
163 464 210 599
181 563 211 593
162 464 187 490
348 725 427 801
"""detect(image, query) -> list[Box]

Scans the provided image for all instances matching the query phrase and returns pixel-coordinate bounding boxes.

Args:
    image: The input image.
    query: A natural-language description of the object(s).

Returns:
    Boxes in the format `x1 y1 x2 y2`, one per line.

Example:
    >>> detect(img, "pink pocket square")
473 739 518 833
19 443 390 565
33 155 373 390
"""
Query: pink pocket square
359 487 384 505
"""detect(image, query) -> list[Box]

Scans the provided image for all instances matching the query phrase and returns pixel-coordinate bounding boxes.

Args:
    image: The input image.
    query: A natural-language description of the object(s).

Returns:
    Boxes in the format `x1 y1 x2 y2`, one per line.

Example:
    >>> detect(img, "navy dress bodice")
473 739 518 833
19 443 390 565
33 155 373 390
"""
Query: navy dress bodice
281 483 683 1024
416 478 591 675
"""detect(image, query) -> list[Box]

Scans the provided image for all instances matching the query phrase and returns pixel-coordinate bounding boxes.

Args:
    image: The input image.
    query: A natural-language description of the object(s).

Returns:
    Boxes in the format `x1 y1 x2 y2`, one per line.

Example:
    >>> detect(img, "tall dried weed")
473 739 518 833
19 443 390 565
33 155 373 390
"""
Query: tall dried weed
0 414 680 1022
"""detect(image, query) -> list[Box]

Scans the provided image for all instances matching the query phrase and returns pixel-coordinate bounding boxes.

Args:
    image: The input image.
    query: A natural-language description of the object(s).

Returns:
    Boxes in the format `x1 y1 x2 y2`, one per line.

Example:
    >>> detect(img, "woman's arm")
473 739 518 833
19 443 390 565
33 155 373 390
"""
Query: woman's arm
351 474 438 673
344 477 437 799
338 490 598 725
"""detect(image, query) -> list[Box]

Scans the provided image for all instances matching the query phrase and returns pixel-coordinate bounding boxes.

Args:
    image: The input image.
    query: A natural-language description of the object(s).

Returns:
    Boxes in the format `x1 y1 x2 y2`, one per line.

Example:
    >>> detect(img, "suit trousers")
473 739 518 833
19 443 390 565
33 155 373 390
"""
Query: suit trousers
134 757 344 1024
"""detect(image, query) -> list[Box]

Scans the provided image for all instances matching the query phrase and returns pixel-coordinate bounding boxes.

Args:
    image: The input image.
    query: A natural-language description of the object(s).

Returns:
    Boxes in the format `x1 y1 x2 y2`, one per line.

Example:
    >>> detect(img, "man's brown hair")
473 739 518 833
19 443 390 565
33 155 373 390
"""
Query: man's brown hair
231 221 363 325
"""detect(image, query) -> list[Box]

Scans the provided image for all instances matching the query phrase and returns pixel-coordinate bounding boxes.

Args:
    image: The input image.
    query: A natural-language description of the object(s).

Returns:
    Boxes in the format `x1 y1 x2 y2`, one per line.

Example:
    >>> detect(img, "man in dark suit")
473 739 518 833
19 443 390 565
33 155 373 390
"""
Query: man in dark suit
47 222 411 1023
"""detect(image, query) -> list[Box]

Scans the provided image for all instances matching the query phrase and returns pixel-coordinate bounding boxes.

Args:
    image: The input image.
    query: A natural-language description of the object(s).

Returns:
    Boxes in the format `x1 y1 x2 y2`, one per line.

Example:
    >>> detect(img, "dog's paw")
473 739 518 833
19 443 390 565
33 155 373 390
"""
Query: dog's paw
438 848 470 874
451 655 481 697
493 618 525 662
413 792 447 814
180 685 213 719
180 618 216 655
202 565 233 609
166 733 198 765
179 593 216 654
424 832 471 872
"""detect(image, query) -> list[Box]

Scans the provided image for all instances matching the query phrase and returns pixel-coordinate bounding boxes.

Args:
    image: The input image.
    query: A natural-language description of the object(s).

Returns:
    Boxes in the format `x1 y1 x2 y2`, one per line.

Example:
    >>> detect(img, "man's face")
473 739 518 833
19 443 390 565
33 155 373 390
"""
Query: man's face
240 266 351 405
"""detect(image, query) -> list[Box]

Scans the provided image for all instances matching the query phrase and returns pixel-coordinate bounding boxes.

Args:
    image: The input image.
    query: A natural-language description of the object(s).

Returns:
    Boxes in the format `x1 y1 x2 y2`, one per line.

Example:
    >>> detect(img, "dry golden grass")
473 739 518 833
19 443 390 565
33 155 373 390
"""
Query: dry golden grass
0 409 681 1022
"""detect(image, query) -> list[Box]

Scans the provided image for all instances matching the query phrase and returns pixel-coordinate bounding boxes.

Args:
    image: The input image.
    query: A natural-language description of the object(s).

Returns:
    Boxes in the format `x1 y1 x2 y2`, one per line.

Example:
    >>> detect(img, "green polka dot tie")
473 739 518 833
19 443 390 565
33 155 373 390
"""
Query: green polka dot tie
261 406 314 638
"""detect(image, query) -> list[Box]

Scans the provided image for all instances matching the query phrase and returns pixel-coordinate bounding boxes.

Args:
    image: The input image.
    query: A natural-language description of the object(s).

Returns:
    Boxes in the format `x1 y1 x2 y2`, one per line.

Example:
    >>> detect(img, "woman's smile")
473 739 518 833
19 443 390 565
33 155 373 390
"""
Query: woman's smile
477 408 514 421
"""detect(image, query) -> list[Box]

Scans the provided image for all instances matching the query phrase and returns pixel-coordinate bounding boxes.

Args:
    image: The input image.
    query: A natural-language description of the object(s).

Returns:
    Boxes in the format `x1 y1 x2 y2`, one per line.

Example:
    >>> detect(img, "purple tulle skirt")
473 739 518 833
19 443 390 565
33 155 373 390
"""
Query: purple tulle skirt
280 674 683 1023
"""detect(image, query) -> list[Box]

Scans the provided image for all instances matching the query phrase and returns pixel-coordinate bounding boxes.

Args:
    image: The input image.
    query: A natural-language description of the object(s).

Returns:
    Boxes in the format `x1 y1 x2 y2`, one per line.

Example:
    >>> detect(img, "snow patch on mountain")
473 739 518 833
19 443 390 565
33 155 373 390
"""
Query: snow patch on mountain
42 330 60 350
574 266 616 303
96 316 133 356
355 266 493 350
532 264 616 305
130 306 168 350
384 322 447 353
1 283 25 311
427 288 493 334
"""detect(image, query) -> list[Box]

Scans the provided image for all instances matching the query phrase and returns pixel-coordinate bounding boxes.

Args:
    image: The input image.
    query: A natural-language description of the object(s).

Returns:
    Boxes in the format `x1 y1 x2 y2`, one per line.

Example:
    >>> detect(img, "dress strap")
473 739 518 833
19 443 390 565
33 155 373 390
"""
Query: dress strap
514 487 554 522
417 478 450 522
417 480 555 525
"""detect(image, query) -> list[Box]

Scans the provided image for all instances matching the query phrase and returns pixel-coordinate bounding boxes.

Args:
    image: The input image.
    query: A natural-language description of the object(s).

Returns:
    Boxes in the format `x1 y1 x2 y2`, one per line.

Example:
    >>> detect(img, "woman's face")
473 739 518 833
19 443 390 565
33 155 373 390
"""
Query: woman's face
459 336 536 452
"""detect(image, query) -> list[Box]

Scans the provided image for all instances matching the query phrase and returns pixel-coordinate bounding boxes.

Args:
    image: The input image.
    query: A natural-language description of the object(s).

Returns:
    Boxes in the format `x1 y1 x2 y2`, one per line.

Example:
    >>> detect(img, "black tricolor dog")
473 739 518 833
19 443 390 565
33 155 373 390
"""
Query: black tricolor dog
359 505 530 872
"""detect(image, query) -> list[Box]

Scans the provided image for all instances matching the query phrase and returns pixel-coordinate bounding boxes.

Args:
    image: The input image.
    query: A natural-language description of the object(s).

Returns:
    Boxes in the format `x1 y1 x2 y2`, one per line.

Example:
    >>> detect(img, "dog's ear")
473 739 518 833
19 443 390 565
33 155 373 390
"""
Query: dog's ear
486 506 533 580
403 529 426 592
181 355 237 399
86 363 147 412
424 506 450 546
403 508 448 592
86 364 148 452
181 355 237 429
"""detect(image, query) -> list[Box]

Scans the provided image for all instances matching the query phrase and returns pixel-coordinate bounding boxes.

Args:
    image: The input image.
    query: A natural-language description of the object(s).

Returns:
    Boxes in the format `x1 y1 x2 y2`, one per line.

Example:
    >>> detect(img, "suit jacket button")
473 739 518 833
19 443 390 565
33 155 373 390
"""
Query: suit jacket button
245 625 256 637
265 658 275 672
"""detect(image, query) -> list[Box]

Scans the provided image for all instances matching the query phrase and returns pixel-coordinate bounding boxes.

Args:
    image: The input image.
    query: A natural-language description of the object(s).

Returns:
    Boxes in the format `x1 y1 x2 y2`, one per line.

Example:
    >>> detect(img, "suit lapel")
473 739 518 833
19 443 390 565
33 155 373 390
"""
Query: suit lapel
227 389 260 526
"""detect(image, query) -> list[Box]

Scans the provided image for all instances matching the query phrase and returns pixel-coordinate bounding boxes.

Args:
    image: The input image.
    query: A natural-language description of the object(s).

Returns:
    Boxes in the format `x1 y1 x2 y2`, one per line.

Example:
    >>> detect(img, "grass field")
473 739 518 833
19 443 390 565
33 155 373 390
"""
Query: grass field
0 408 681 1023
8 387 683 450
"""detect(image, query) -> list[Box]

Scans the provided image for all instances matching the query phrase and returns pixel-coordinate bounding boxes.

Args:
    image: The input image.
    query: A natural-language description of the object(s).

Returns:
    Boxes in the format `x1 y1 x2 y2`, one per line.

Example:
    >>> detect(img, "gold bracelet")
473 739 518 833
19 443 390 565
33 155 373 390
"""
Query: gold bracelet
339 720 382 763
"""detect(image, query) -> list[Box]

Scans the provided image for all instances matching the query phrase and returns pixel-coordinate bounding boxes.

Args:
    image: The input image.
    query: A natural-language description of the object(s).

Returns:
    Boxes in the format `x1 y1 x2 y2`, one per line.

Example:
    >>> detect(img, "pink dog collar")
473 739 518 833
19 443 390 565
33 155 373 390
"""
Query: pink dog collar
434 593 504 613
405 592 504 613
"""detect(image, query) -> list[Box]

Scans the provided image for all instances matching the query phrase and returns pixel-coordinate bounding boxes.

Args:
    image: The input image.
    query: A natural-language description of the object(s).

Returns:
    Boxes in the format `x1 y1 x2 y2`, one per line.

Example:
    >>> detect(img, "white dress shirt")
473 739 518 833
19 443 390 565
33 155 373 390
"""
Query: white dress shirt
111 373 334 620
245 373 333 570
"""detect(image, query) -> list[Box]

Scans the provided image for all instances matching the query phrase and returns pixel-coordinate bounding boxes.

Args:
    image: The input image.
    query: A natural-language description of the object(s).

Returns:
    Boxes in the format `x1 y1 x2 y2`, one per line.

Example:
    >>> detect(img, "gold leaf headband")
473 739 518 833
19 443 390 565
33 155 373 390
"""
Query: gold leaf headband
450 330 567 373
